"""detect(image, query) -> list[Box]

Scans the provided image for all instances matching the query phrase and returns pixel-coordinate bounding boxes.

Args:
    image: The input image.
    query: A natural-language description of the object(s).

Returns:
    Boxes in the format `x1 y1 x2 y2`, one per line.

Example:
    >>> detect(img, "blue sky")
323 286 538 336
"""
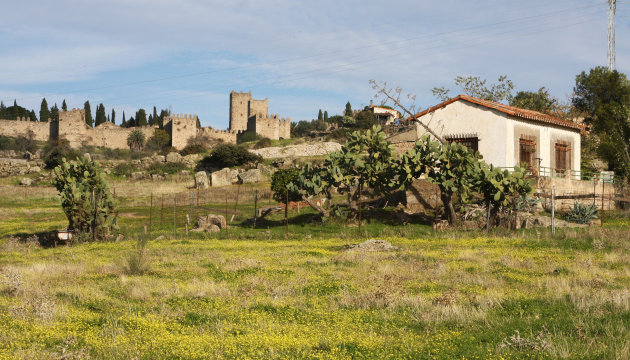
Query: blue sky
1 0 628 128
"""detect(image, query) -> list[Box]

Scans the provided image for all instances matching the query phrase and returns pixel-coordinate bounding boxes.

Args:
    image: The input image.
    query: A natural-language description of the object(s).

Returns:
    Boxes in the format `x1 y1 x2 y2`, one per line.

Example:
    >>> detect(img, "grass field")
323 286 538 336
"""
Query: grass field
1 180 630 359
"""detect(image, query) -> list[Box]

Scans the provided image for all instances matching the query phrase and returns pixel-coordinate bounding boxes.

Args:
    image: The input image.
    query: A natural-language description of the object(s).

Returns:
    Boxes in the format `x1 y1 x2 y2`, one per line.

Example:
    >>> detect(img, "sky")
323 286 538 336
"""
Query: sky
1 0 628 128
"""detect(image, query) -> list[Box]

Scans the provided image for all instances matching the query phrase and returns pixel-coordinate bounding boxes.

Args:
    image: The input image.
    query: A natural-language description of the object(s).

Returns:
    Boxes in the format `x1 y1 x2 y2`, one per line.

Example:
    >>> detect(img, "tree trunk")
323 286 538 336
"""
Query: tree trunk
441 192 457 226
302 196 330 218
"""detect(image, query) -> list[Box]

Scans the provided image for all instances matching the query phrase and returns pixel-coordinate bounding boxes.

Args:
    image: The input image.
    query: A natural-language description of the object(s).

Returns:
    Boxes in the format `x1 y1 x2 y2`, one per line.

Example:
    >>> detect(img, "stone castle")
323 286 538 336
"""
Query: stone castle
0 91 290 150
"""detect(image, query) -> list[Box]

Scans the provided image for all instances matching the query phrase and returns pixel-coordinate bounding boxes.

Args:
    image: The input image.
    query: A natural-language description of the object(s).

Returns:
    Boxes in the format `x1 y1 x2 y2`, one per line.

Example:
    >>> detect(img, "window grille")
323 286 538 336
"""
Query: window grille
445 133 479 152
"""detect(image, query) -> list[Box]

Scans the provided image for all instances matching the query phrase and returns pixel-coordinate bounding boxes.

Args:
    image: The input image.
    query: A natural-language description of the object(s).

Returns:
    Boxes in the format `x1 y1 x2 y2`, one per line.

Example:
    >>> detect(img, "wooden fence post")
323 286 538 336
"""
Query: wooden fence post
173 196 177 239
149 193 153 235
253 190 258 228
551 187 555 235
285 189 289 239
225 194 229 239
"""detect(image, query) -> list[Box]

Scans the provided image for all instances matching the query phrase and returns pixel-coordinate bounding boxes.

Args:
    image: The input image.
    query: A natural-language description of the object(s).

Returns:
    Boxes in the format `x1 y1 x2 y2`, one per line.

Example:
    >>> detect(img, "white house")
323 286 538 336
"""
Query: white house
368 105 400 126
411 95 585 176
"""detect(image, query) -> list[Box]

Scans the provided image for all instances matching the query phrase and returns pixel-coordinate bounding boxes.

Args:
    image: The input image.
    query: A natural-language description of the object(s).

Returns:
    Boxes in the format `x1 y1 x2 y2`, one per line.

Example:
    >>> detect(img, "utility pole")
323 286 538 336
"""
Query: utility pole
608 0 616 71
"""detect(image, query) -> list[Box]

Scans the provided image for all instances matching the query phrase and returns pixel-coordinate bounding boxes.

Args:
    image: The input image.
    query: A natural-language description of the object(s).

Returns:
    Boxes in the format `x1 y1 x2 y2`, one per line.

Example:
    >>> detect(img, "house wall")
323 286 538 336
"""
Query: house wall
414 101 581 171
415 101 509 167
507 116 580 172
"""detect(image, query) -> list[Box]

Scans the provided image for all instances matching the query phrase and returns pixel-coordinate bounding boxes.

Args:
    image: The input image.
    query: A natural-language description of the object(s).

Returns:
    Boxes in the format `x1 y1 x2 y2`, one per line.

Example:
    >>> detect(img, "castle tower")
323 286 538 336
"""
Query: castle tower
229 91 251 132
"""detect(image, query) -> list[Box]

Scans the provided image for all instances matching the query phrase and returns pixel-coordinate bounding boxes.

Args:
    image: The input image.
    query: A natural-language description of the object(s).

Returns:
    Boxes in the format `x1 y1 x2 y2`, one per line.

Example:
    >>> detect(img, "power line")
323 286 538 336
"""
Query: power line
6 1 605 104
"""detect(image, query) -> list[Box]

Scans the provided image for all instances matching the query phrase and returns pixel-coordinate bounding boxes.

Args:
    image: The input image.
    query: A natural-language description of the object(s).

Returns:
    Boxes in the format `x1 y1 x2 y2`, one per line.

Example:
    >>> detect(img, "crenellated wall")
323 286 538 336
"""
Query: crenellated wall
166 114 199 150
0 117 51 142
246 114 291 140
57 109 155 149
0 90 289 151
197 127 238 144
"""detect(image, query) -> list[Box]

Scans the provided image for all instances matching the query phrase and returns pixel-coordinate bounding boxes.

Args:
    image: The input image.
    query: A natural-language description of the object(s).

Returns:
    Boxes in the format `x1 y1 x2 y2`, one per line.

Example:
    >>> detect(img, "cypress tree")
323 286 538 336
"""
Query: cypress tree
40 98 51 123
136 109 147 126
318 109 323 121
50 104 59 122
29 110 37 122
111 109 116 124
84 101 93 127
324 110 329 122
122 111 126 127
95 103 106 126
159 109 169 128
61 99 67 111
344 102 352 117
152 106 158 126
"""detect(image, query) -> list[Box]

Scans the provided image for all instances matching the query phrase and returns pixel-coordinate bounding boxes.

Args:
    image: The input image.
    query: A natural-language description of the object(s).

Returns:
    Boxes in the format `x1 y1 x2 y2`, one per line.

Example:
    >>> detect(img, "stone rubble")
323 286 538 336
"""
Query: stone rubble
251 142 342 159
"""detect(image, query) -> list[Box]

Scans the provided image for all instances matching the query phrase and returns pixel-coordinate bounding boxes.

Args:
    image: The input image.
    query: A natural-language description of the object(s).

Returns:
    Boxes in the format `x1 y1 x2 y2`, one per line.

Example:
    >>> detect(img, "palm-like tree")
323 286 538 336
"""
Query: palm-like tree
127 129 146 152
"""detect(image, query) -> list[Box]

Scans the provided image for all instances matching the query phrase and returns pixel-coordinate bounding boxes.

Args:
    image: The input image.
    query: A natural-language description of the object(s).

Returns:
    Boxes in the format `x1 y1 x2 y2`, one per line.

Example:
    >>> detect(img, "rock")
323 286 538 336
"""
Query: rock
182 154 201 167
195 171 210 188
271 157 295 169
131 171 146 180
151 173 165 181
28 166 41 174
84 153 92 162
256 163 275 176
343 239 398 252
252 142 342 159
154 235 165 241
131 159 141 166
156 155 166 163
238 168 264 184
115 234 124 242
19 178 32 186
211 168 239 187
23 151 33 160
192 214 226 233
166 152 182 163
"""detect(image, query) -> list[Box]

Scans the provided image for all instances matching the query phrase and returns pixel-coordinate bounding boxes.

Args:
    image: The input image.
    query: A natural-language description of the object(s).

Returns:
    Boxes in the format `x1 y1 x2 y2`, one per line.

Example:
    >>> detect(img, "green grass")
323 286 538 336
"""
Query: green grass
1 181 630 359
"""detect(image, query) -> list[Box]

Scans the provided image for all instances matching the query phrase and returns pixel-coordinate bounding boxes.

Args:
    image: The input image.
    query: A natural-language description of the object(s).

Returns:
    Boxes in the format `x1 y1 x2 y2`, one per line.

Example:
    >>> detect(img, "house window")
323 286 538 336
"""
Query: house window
555 142 570 175
519 137 536 169
445 134 479 152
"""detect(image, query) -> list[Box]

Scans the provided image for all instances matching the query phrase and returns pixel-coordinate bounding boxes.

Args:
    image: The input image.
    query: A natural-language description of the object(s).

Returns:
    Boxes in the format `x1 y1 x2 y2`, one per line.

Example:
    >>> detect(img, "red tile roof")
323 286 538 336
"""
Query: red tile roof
411 94 585 131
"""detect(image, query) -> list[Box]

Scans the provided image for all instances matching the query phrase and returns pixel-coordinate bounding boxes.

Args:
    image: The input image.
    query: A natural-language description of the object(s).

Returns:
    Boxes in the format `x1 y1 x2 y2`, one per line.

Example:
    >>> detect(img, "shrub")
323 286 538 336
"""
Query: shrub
43 140 80 169
271 168 302 203
565 202 598 224
180 143 206 156
123 237 150 275
0 135 16 150
112 162 135 177
237 131 260 144
145 129 170 152
53 157 117 239
253 137 272 149
325 128 348 143
0 133 38 153
14 134 38 153
197 144 262 170
147 161 188 175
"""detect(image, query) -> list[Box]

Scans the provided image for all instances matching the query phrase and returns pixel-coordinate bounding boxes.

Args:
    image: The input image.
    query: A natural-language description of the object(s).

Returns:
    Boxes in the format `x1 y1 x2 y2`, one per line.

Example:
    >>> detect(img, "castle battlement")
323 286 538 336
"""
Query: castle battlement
0 91 290 151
